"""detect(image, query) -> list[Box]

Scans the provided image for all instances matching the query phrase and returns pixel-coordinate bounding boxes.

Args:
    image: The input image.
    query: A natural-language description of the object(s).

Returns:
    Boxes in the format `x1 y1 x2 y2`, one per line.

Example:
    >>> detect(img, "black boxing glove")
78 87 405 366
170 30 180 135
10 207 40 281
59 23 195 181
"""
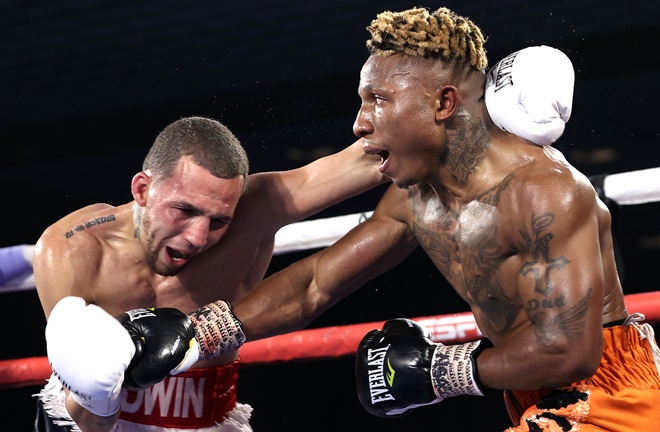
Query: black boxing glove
118 300 246 390
355 318 489 417
118 307 198 390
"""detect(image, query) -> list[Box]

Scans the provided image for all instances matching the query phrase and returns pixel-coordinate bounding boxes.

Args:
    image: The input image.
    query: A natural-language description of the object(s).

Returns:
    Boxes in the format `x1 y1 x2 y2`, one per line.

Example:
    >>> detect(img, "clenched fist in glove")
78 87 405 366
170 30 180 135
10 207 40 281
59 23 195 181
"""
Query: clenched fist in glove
118 300 246 389
355 318 490 417
118 307 198 390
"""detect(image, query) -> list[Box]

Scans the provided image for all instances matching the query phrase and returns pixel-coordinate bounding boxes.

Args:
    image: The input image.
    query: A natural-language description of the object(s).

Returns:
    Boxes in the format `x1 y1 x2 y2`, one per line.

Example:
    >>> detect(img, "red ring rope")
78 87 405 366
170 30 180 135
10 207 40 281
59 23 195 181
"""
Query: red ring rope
1 291 658 390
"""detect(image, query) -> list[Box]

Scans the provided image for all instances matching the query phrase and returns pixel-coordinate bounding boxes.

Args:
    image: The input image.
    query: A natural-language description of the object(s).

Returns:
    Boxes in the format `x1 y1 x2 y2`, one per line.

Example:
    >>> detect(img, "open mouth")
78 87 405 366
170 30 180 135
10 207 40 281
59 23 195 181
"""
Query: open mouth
167 246 190 262
363 143 390 172
375 150 390 173
377 150 389 164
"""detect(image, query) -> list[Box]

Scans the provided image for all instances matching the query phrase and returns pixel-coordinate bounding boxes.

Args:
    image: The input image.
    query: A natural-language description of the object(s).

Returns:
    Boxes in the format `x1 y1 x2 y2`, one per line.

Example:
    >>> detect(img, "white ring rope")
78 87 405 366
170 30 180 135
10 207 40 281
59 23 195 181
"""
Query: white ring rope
1 166 659 294
272 211 373 255
601 167 660 205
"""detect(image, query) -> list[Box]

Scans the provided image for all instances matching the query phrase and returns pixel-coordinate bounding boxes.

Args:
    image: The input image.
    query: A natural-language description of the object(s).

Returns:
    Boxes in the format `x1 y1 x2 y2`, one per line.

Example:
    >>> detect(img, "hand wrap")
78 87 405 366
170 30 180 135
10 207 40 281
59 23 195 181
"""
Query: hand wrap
188 300 246 360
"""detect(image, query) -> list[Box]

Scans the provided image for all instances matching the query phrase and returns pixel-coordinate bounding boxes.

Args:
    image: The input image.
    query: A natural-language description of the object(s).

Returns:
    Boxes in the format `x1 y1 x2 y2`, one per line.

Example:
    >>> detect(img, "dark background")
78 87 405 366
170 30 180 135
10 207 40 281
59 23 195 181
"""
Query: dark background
1 1 659 430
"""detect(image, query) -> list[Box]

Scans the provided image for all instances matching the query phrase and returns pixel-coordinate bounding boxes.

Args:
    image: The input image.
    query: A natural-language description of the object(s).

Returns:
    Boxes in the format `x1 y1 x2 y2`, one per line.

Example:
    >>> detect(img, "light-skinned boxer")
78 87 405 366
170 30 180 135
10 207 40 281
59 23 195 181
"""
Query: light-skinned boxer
35 116 387 431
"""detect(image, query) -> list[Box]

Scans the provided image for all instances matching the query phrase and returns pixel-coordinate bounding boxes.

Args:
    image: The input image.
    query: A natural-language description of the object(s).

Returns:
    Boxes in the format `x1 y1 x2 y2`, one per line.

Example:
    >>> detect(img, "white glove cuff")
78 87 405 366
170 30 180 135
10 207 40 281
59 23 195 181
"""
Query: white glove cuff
69 384 121 417
430 340 485 398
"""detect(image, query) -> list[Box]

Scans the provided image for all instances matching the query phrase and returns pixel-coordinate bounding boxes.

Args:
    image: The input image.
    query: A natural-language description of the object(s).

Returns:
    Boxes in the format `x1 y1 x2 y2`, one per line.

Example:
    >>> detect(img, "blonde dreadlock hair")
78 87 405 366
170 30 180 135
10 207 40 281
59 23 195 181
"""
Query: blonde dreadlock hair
366 7 488 71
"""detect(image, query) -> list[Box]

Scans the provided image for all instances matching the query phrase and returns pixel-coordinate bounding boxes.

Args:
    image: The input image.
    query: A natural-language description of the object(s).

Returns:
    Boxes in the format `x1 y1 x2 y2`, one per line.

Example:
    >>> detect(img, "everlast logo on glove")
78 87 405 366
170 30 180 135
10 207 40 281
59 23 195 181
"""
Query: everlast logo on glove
124 308 157 321
490 50 519 92
366 345 395 405
356 319 445 418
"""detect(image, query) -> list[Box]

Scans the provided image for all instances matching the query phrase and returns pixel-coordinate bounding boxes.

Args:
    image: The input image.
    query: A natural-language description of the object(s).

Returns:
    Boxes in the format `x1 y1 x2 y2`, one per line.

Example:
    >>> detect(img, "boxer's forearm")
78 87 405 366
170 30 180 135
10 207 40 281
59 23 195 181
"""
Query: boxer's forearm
232 255 324 341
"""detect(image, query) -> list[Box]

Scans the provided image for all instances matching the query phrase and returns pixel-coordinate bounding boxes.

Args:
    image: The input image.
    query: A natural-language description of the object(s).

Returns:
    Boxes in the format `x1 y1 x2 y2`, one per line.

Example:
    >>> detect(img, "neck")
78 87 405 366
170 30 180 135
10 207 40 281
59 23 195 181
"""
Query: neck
132 201 144 239
429 108 490 199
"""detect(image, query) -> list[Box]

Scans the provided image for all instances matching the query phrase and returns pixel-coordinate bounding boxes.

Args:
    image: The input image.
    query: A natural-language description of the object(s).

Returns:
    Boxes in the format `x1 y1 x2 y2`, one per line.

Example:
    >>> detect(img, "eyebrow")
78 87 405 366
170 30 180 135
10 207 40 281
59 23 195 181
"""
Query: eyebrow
175 201 233 223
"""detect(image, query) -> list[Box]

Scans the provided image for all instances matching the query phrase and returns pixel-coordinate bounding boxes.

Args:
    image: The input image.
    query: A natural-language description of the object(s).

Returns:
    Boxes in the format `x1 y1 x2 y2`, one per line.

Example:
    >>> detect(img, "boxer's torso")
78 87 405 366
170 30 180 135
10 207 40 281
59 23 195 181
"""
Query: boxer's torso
402 144 628 344
41 177 285 369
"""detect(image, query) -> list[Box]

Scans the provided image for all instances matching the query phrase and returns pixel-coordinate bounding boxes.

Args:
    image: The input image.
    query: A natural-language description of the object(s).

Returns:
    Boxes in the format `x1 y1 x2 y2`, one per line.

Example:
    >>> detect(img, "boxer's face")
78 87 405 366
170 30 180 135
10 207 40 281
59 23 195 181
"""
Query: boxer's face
135 156 244 276
354 54 448 188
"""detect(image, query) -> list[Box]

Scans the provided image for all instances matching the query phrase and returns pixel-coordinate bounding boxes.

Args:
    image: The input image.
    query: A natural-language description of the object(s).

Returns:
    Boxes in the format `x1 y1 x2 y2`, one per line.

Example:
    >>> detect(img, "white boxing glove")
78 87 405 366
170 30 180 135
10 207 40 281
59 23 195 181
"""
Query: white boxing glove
485 45 575 146
46 296 136 417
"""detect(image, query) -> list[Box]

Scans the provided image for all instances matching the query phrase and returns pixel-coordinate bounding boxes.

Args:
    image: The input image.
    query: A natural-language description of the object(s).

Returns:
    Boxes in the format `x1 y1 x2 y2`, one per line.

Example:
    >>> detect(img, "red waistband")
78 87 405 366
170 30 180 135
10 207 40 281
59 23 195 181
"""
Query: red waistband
118 359 240 429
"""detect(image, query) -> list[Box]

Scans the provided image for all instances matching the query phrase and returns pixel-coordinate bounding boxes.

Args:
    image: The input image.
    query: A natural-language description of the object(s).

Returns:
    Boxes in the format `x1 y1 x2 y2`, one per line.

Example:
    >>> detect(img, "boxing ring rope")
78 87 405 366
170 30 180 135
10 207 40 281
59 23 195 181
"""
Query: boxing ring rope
2 291 660 390
1 166 659 390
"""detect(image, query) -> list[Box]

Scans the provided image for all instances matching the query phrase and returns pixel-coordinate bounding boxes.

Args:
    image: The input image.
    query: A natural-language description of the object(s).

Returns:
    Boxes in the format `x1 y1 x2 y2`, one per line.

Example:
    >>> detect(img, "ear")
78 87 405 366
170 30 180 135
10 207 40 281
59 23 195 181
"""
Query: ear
435 86 458 121
131 171 151 206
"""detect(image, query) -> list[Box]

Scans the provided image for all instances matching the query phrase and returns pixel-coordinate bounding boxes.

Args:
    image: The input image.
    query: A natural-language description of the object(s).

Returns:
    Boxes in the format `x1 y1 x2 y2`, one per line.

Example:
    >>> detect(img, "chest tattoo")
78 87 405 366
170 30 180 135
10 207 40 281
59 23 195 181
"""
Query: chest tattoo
412 177 519 336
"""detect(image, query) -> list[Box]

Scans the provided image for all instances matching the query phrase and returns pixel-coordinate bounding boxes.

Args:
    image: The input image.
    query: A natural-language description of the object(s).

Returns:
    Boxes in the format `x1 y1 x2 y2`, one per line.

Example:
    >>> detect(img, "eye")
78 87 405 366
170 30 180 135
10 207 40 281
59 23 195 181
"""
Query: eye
373 94 389 108
175 207 195 215
209 218 230 230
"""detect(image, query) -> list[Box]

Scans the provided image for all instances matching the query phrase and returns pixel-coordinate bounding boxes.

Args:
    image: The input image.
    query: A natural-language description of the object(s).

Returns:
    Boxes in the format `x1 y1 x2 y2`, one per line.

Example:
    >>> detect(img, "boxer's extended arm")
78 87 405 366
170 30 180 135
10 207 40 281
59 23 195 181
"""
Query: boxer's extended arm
247 138 387 232
120 185 416 382
233 184 417 340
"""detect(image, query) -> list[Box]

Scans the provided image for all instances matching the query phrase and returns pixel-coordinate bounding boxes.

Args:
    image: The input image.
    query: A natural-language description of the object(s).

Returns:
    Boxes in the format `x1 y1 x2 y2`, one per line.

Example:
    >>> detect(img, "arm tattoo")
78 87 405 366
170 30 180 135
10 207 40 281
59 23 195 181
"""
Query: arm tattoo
519 213 569 296
530 288 591 346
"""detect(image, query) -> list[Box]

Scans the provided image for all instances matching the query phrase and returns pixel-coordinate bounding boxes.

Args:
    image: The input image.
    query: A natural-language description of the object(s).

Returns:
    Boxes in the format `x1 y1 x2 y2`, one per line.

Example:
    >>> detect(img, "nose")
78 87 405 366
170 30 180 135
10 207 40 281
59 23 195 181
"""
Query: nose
183 218 211 249
353 107 373 137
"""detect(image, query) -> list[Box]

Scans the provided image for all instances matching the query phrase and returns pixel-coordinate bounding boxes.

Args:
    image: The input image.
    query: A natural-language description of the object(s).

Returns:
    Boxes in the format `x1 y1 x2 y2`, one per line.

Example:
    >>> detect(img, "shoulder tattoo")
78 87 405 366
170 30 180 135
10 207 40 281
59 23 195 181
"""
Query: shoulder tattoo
63 214 117 239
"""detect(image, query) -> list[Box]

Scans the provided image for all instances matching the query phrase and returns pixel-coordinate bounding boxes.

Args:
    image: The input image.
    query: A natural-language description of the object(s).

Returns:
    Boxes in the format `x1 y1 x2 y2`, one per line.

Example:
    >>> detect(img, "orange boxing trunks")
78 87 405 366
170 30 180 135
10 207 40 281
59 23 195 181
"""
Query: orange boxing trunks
504 319 660 431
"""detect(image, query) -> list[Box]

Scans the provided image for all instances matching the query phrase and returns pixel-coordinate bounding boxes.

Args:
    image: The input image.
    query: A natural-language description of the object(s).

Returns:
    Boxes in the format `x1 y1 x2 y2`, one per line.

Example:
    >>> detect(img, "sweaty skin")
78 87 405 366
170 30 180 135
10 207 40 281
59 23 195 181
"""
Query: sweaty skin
231 54 628 393
34 139 385 430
